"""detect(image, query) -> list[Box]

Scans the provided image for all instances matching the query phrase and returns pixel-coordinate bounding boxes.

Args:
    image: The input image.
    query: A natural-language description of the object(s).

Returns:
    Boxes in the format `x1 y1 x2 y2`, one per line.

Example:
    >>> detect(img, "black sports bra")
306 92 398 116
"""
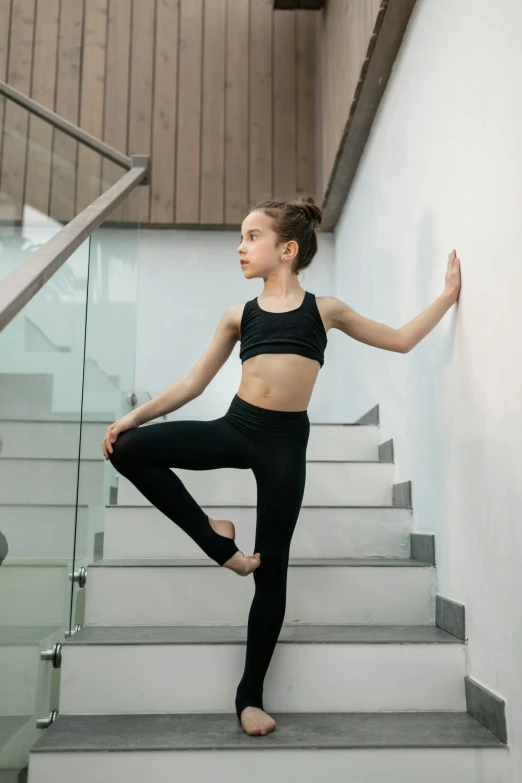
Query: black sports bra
239 291 327 368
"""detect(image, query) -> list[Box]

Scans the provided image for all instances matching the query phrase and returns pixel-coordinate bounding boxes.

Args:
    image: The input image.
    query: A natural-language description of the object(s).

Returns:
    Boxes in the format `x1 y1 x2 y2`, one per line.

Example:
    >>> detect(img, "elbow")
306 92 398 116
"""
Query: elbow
184 376 204 398
397 332 410 353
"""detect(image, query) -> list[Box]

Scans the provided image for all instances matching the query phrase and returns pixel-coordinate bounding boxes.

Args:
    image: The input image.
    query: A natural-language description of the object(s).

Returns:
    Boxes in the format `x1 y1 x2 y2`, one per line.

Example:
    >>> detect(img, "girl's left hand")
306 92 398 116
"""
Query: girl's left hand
444 249 461 301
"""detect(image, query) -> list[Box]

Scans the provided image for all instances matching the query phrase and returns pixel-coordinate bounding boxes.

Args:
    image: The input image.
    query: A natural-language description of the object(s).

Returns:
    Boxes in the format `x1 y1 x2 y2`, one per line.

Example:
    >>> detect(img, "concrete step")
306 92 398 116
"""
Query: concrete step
28 712 508 783
0 559 87 627
0 420 109 460
0 626 63 716
0 459 107 505
59 624 465 714
302 422 380 461
116 460 397 507
0 714 38 773
85 557 435 626
0 505 95 561
104 504 413 560
0 420 379 460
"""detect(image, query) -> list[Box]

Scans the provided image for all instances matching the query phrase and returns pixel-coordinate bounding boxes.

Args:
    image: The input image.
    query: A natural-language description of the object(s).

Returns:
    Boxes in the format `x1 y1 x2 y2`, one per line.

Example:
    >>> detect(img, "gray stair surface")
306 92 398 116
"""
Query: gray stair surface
62 624 462 645
89 556 432 568
29 711 505 752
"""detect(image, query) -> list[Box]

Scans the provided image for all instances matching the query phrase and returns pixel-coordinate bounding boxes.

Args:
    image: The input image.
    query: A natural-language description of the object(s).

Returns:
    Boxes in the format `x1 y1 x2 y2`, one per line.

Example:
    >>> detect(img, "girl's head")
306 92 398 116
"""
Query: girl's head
238 196 322 279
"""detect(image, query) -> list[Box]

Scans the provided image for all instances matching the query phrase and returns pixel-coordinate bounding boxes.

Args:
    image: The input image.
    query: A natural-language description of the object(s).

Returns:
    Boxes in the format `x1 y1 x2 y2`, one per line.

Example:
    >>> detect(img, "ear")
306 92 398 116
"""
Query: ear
281 239 299 262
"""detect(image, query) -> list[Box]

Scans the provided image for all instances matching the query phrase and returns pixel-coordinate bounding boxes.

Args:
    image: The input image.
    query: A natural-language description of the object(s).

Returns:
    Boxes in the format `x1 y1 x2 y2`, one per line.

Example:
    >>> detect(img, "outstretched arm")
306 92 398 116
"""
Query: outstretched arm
102 305 241 458
327 249 461 353
131 305 240 424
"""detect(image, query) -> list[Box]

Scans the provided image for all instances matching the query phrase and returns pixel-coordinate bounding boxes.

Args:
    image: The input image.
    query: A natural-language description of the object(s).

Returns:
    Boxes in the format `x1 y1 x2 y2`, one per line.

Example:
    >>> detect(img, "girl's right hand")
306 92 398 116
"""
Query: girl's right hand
102 411 140 460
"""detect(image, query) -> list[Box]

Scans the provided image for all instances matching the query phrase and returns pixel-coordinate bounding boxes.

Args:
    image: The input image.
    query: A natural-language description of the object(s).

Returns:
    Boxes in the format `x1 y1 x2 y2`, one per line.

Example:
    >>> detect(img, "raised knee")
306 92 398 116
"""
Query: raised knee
108 429 135 470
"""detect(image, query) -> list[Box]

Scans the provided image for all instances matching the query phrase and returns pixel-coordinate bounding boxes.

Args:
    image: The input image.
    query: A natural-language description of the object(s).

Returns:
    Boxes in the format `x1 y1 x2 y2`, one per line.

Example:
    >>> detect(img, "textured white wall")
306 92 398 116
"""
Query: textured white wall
134 228 338 423
331 0 522 774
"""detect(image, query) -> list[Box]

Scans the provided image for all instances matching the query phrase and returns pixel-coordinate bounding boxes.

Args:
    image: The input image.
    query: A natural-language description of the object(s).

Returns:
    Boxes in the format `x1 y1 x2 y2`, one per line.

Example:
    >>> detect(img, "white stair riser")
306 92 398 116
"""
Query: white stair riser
3 717 40 773
0 562 85 626
307 424 380 461
60 643 466 714
0 421 379 460
117 462 396 507
0 647 41 714
0 627 63 715
0 460 106 505
104 505 412 559
85 566 435 626
0 506 93 560
27 748 509 783
0 421 108 460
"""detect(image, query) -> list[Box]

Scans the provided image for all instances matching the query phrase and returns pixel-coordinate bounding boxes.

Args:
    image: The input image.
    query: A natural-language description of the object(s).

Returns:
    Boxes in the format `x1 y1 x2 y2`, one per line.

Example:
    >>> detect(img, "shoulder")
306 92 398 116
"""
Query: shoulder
315 295 344 331
224 302 249 340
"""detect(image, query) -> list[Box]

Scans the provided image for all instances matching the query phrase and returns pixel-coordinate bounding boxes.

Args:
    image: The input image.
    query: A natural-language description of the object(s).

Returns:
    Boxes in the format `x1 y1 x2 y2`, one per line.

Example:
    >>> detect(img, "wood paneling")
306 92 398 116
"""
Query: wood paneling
175 0 203 223
319 0 382 200
26 0 60 218
2 0 317 227
150 0 179 224
249 0 272 208
318 0 418 229
49 0 84 222
1 0 36 223
76 0 108 213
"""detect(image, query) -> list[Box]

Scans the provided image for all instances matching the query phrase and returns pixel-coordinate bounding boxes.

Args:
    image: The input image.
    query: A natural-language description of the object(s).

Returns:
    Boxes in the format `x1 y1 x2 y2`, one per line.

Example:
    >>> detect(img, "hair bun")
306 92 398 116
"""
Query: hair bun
293 196 323 228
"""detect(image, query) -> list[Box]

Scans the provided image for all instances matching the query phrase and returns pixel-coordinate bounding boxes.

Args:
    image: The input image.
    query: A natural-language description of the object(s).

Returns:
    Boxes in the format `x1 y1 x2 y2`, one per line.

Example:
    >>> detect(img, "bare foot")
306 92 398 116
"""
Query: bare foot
208 516 261 576
208 516 236 540
240 706 276 736
223 550 261 576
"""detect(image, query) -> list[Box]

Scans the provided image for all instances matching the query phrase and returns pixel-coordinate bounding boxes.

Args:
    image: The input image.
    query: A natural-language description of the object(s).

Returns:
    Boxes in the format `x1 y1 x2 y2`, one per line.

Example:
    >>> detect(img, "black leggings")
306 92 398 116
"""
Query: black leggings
109 392 310 722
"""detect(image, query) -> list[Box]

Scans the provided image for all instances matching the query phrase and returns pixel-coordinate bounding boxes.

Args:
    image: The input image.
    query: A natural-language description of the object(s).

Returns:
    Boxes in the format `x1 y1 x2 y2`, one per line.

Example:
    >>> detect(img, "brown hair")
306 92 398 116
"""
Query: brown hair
253 196 323 274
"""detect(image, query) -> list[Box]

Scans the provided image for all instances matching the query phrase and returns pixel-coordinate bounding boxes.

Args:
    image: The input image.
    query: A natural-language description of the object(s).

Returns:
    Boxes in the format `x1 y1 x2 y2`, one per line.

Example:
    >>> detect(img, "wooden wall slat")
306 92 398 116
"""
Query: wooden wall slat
200 0 226 224
0 0 13 220
49 0 84 222
25 0 59 218
175 0 203 223
1 0 35 223
273 9 296 202
4 0 318 228
150 0 179 224
128 0 154 223
296 8 315 199
320 0 381 200
76 0 107 214
102 0 131 224
224 0 249 224
249 0 272 209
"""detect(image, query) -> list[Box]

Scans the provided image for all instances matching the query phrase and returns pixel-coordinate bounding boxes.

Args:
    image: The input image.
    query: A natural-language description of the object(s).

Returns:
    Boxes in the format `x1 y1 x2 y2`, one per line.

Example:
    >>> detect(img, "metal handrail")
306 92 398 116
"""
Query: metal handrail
0 164 147 332
0 80 132 169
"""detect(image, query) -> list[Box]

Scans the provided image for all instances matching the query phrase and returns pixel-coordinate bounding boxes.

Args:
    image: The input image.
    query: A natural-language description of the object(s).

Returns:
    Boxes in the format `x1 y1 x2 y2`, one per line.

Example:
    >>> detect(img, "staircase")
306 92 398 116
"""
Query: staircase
26 416 508 782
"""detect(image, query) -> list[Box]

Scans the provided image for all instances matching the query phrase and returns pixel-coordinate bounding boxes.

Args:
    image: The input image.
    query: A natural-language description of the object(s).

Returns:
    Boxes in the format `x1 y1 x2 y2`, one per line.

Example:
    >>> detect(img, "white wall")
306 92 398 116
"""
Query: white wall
134 228 338 422
331 0 522 775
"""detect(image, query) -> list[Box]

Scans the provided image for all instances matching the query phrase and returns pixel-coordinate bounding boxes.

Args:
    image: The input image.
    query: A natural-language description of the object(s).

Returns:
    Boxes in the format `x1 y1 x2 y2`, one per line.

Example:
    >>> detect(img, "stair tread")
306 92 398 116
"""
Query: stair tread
31 712 505 752
65 624 462 645
106 503 411 510
0 625 62 644
90 556 432 568
0 715 33 748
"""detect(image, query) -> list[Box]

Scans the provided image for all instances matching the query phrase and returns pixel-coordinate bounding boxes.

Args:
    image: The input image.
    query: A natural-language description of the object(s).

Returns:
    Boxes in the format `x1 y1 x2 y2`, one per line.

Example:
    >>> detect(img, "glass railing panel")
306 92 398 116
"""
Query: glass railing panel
0 93 127 285
69 185 140 632
0 236 90 773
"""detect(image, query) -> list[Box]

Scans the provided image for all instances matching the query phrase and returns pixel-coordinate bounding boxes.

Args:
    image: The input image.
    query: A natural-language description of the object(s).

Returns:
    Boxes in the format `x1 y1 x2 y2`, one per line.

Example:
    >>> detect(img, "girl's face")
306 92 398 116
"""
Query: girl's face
237 210 296 279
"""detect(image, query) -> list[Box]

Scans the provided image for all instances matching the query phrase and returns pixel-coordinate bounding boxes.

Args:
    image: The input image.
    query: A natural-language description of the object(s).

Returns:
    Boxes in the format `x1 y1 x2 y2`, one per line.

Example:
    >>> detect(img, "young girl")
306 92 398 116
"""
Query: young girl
102 196 461 737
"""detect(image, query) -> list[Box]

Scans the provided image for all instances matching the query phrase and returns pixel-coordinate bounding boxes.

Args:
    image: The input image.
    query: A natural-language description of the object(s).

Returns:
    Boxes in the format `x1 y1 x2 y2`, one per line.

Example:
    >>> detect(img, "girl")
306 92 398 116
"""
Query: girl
102 196 461 737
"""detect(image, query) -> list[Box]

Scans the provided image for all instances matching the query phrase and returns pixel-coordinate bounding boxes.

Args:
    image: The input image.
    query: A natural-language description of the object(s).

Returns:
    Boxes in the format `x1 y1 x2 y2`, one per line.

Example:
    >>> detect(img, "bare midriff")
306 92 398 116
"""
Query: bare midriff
237 353 321 412
234 296 330 412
